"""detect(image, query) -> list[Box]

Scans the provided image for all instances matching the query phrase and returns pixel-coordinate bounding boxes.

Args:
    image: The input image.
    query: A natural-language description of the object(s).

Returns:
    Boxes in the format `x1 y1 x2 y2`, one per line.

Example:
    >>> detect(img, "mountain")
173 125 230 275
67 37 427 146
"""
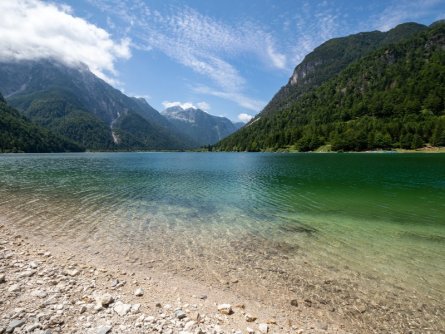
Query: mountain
233 122 245 129
0 60 195 150
259 22 427 119
215 21 445 152
0 93 83 153
161 106 243 146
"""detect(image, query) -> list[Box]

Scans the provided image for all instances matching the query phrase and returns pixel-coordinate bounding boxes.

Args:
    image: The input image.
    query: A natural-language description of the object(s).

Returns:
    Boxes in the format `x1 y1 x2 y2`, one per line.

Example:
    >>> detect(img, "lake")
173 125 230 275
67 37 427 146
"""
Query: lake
0 152 444 331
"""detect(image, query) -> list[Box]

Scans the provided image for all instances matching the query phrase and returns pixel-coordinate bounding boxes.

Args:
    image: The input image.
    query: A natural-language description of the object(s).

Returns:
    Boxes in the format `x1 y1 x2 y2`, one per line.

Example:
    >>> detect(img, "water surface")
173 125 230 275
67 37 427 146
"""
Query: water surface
0 152 444 331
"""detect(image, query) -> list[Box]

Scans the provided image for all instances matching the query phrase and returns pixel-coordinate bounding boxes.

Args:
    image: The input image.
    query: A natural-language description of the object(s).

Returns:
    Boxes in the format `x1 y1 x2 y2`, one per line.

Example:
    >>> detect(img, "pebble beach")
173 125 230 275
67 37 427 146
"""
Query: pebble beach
0 222 348 334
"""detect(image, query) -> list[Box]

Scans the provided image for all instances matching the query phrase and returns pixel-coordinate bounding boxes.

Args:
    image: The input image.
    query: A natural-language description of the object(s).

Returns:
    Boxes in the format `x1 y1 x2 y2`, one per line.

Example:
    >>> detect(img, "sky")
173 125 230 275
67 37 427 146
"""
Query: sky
0 1 444 123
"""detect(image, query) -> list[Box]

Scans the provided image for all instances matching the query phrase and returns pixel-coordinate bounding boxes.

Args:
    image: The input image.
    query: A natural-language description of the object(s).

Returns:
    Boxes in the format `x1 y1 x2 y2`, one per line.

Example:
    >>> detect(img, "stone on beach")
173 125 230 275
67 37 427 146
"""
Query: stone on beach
6 320 25 333
95 293 114 307
64 268 80 277
134 287 144 296
217 304 233 315
113 301 132 316
175 309 187 319
184 320 196 331
259 323 269 333
131 303 141 314
97 325 112 334
7 284 21 292
304 299 312 307
18 270 35 278
245 314 257 322
31 289 48 298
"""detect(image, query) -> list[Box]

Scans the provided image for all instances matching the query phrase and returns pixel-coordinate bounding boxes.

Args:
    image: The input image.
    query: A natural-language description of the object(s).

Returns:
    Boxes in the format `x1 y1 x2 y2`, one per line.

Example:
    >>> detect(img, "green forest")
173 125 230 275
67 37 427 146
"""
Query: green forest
0 93 83 153
215 22 445 152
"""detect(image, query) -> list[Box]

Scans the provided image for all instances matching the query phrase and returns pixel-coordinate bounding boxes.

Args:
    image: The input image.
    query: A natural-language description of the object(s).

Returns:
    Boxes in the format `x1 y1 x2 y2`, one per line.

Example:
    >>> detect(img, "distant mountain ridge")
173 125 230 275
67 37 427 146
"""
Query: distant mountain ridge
0 60 195 150
162 106 243 146
215 21 445 152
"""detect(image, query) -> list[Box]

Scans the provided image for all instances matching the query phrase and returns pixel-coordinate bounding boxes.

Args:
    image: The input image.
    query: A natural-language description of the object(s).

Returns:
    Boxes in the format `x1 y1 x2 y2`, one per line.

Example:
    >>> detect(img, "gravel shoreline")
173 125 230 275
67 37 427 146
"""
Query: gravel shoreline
0 223 347 334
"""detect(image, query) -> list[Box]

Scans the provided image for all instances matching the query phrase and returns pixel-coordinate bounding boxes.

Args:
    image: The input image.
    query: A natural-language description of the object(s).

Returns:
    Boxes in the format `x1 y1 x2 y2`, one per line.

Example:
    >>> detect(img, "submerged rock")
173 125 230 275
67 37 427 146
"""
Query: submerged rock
279 222 317 234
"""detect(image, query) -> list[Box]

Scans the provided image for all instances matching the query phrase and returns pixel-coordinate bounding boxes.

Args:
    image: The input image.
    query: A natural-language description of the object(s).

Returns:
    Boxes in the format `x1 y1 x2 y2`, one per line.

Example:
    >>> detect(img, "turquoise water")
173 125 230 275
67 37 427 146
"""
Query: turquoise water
0 152 444 327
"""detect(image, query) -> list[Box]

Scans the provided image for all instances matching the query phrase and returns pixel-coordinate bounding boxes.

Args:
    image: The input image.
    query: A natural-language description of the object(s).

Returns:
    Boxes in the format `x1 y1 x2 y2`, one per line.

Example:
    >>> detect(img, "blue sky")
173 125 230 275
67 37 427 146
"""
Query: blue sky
1 1 444 122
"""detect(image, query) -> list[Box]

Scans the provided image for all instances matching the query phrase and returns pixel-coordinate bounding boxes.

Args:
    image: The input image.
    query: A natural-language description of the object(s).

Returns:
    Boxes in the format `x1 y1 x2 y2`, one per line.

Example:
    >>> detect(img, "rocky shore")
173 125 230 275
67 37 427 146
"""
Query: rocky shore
0 223 346 334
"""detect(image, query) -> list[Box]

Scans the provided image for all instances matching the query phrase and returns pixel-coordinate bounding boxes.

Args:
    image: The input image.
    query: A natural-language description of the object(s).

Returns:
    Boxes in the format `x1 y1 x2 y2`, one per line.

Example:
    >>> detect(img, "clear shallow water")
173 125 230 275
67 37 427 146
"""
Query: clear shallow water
1 152 444 328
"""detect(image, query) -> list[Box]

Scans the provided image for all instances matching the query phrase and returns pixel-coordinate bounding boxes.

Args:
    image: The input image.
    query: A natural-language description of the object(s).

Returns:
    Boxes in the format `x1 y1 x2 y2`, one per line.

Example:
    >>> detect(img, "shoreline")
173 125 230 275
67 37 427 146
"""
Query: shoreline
2 212 444 333
0 221 347 334
1 146 445 155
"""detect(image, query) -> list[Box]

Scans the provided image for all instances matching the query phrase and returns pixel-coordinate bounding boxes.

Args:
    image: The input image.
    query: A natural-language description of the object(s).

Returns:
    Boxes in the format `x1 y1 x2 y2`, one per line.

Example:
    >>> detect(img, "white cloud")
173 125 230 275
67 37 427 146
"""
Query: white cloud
284 0 443 66
0 0 131 84
132 93 152 100
371 0 444 31
287 4 342 66
238 113 254 123
162 101 210 111
197 102 210 111
88 0 285 111
162 101 196 110
266 44 287 70
193 86 265 112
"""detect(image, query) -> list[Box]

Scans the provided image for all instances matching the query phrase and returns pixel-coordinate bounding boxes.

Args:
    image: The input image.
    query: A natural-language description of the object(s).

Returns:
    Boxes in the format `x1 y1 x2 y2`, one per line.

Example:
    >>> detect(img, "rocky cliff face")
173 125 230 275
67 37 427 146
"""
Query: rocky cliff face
289 60 323 86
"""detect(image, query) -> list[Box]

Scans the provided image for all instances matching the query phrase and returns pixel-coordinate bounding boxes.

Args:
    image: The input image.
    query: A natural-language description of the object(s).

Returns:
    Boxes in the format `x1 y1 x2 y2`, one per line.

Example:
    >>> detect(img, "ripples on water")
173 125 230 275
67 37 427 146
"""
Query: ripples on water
0 153 444 304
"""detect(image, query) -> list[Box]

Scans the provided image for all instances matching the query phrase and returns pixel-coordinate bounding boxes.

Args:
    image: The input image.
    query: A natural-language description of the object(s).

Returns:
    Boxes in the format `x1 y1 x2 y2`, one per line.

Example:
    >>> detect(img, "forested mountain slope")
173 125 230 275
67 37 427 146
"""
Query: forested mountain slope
0 61 195 150
216 22 445 151
259 23 426 119
0 93 83 153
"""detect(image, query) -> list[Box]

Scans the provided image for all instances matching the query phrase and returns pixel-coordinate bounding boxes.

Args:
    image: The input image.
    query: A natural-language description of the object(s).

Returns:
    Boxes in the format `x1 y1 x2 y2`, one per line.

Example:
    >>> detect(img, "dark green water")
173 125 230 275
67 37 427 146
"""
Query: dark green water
0 152 444 302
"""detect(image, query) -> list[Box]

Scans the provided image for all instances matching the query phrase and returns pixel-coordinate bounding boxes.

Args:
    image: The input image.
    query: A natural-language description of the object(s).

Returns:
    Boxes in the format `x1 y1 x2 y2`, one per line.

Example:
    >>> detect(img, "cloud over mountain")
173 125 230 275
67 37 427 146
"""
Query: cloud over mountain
162 101 210 111
0 0 131 84
238 113 253 123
